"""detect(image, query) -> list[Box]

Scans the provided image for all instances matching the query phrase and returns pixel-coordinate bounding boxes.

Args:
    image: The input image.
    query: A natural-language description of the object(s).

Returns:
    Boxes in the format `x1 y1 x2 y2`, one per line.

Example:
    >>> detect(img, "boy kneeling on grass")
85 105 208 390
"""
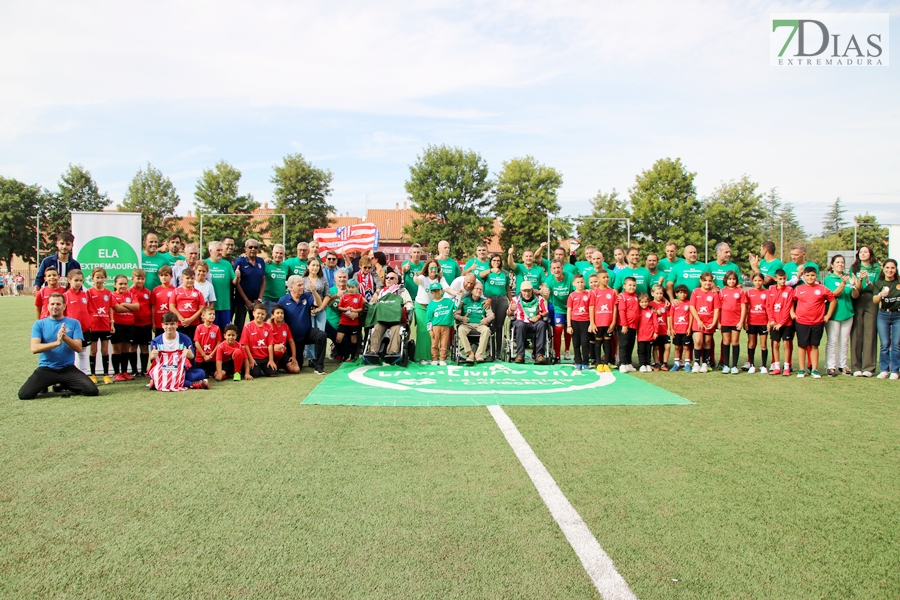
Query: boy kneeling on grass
215 324 248 381
148 312 209 390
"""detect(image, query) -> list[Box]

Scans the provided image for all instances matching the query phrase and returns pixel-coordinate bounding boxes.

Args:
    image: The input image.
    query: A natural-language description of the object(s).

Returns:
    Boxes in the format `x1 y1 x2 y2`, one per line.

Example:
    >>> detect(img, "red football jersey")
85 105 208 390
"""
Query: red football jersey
766 285 795 327
671 301 692 335
637 307 657 342
64 287 92 333
152 285 176 329
240 320 273 360
35 285 64 319
690 288 720 331
616 292 639 329
745 288 769 326
128 285 153 326
171 287 203 319
193 323 221 362
590 288 617 328
270 321 293 359
338 293 365 326
566 291 592 322
718 286 747 327
793 283 835 325
216 341 243 363
111 291 136 325
650 300 669 335
87 287 119 332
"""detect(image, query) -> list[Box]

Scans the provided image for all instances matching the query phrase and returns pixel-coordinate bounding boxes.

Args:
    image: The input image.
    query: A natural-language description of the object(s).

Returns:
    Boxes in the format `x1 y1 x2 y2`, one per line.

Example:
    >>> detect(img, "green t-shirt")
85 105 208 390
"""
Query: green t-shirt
402 260 425 300
823 274 855 322
426 297 456 327
159 252 186 263
141 252 174 290
758 258 784 281
853 262 881 293
481 270 510 298
437 258 461 283
513 263 544 294
614 267 652 295
460 296 488 323
283 257 308 278
263 262 290 301
657 257 685 277
581 264 611 281
706 261 741 288
464 258 491 275
873 278 900 311
540 259 577 277
205 258 236 311
545 274 574 314
783 261 820 285
326 285 342 329
667 261 708 293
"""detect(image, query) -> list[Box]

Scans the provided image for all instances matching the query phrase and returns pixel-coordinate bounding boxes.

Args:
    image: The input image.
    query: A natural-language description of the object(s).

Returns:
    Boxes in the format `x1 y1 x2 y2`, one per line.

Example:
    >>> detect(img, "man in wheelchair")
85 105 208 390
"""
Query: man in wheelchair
365 271 414 362
507 281 550 364
455 282 494 364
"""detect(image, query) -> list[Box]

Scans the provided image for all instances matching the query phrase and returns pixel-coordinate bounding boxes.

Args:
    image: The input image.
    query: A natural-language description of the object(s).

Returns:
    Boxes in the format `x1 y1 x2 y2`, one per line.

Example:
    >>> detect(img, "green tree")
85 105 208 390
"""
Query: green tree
840 213 888 254
778 201 807 259
629 157 703 255
403 145 494 260
270 153 335 247
0 177 42 271
40 164 111 241
703 175 765 268
493 156 564 252
119 163 181 237
821 197 847 236
193 160 262 253
575 189 630 260
759 187 782 245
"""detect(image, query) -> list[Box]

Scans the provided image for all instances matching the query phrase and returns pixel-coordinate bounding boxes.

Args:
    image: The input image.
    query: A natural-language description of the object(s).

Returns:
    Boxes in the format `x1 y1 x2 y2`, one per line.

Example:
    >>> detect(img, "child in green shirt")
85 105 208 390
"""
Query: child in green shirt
426 281 455 365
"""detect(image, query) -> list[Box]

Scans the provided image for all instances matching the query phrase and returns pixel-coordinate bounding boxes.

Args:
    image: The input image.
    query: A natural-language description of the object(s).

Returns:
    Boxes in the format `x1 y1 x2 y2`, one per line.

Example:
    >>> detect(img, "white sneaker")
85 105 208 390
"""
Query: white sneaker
564 351 571 361
420 360 429 365
740 362 751 371
877 371 890 379
691 363 701 373
748 366 757 374
852 371 862 377
619 364 628 373
431 360 438 366
439 360 447 366
760 367 768 374
721 365 730 374
770 362 779 372
699 363 708 373
628 365 637 373
891 373 899 381
863 371 874 378
639 365 647 372
730 366 739 374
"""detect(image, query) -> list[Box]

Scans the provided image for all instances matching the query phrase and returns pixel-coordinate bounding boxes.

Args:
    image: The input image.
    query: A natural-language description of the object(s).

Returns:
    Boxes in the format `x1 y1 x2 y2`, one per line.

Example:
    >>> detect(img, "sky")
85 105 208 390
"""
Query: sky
1 0 898 237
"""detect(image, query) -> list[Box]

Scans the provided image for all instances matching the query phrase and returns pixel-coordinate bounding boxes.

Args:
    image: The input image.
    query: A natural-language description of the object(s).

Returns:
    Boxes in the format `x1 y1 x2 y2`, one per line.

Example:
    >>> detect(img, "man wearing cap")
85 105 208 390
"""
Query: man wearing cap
508 281 550 364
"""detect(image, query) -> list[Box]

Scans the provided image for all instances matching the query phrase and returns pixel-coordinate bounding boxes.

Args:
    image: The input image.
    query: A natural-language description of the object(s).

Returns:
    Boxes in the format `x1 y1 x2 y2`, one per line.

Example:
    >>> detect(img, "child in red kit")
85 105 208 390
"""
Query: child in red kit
588 271 617 372
745 273 770 374
565 274 592 370
63 269 92 375
616 276 639 372
650 284 671 370
111 274 139 381
669 285 693 372
689 272 720 373
241 302 277 378
766 269 796 376
152 266 176 337
87 267 127 384
35 266 63 319
193 306 221 377
129 268 153 377
215 324 248 381
636 293 658 372
336 280 365 361
790 266 837 378
719 271 747 374
269 305 300 374
169 267 204 340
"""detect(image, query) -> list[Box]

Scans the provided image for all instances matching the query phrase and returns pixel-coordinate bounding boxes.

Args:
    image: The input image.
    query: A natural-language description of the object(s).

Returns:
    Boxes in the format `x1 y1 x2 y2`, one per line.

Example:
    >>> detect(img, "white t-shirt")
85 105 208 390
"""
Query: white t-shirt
194 280 217 305
415 274 450 305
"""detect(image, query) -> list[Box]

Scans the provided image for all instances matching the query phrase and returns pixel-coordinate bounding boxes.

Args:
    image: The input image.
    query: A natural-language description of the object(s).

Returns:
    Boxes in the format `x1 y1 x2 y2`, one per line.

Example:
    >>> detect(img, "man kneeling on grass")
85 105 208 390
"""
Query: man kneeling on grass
19 292 100 400
147 312 210 391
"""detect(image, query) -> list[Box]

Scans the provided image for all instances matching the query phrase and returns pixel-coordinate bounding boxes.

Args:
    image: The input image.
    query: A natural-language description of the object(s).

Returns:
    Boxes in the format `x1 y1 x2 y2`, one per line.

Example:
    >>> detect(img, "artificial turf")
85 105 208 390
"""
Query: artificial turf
2 295 899 599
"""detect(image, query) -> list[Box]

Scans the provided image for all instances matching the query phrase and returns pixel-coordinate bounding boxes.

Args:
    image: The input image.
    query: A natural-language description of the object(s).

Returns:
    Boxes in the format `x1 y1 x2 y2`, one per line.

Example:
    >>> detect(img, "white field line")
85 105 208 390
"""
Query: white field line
488 405 637 600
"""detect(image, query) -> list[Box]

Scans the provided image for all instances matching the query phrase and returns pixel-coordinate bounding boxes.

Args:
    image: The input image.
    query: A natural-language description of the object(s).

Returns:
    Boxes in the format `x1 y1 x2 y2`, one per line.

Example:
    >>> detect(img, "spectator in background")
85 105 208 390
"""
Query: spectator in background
34 232 80 293
322 251 339 288
222 236 236 261
284 242 310 278
850 245 881 377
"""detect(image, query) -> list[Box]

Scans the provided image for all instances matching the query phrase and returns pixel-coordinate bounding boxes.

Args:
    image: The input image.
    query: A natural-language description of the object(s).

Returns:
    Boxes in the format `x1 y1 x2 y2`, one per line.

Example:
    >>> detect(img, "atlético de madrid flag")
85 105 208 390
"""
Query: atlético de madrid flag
313 223 380 257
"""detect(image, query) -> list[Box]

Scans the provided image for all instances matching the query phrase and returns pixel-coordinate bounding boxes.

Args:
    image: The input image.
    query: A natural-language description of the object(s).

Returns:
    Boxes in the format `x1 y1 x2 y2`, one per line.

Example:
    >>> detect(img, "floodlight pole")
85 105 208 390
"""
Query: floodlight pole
705 220 709 263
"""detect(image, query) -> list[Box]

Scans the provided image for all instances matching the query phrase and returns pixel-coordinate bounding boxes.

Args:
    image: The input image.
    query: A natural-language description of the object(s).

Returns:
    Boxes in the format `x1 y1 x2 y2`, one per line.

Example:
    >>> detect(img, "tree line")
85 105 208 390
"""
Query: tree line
0 147 889 272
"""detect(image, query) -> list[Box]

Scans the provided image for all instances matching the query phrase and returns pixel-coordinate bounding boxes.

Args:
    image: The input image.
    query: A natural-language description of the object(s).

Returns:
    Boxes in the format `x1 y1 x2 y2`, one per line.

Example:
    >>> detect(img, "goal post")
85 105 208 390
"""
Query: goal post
198 213 286 257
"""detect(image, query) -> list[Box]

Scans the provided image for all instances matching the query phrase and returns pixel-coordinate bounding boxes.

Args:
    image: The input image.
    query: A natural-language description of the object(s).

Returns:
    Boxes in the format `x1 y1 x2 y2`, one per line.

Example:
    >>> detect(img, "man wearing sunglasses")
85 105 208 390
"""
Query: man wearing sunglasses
233 239 267 339
322 252 339 288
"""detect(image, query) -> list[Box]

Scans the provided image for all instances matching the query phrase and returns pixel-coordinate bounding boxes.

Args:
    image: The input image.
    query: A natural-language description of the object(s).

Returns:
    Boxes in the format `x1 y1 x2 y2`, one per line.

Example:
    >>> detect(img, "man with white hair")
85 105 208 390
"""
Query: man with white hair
263 243 290 317
284 242 310 277
172 243 201 287
278 275 327 375
508 281 550 364
233 238 267 338
205 241 239 332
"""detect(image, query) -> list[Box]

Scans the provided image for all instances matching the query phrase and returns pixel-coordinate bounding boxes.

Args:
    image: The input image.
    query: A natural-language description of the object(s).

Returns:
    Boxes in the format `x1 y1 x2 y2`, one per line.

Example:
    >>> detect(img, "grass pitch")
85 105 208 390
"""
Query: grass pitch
2 295 899 599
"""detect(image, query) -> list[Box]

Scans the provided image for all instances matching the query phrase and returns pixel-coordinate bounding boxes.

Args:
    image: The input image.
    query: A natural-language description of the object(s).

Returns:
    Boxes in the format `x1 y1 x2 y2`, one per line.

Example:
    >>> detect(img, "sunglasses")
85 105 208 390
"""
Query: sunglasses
326 257 337 261
247 245 259 249
428 267 440 271
386 276 398 280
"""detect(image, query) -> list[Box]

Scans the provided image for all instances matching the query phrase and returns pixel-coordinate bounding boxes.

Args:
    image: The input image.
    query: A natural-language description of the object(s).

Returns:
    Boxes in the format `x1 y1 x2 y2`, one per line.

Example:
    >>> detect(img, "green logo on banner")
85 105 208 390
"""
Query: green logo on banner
349 363 613 395
77 236 140 290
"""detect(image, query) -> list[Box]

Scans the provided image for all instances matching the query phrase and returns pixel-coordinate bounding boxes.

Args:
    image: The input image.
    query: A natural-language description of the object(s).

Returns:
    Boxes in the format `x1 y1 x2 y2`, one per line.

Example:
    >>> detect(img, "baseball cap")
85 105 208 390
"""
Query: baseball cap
428 281 443 292
520 281 534 291
347 280 359 289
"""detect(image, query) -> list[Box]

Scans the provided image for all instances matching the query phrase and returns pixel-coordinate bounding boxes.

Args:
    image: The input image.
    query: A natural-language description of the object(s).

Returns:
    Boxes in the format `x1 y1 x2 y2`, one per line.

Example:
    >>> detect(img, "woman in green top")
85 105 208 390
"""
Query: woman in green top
849 245 881 376
873 258 900 379
823 255 857 376
479 253 511 359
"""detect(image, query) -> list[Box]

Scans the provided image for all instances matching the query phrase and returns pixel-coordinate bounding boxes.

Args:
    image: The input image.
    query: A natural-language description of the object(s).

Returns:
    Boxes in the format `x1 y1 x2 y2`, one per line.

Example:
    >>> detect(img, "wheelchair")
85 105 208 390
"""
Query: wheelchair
361 321 415 367
450 321 495 365
501 316 555 364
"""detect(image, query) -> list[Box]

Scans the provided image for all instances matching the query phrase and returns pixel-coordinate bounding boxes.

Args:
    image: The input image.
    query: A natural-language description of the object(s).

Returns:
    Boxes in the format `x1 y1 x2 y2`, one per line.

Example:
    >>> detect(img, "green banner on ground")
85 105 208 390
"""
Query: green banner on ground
304 363 692 406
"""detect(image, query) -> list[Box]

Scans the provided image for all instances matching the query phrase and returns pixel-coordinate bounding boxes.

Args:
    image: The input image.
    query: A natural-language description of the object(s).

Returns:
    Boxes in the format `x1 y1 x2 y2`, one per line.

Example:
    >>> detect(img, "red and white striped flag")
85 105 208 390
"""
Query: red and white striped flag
313 223 380 257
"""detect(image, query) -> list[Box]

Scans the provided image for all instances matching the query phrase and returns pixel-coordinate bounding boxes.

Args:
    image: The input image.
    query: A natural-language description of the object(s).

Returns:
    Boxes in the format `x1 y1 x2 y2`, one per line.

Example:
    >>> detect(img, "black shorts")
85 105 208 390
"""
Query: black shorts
88 330 112 343
338 324 360 336
133 324 153 345
653 334 670 346
721 325 739 333
111 324 134 344
594 328 613 341
276 353 294 371
746 324 768 336
673 333 692 347
795 322 824 348
769 325 795 342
